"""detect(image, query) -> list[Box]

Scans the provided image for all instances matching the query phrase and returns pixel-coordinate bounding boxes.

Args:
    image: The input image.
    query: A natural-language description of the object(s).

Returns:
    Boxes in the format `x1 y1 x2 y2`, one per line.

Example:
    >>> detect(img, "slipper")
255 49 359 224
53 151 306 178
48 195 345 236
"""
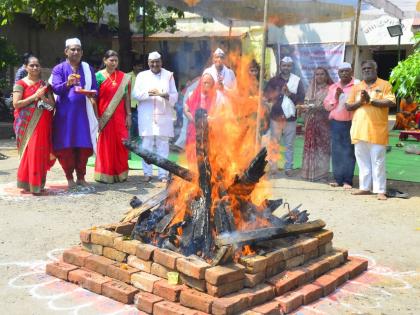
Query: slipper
329 182 340 187
385 189 409 199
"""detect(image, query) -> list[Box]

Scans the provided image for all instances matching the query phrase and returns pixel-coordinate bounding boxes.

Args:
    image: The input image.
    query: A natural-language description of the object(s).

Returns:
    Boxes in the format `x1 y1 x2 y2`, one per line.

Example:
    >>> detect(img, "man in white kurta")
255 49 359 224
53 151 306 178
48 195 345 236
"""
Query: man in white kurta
203 48 237 92
132 52 178 182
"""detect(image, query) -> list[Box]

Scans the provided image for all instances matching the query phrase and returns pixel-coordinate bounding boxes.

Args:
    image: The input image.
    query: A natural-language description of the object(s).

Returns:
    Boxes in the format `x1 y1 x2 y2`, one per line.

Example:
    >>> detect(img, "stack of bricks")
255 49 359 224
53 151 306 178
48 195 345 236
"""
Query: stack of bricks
46 223 368 314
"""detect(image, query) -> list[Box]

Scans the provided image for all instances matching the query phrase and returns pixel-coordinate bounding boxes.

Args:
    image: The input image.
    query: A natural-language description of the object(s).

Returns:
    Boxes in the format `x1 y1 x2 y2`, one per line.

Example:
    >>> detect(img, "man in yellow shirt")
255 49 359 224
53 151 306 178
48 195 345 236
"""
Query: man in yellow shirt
346 60 396 200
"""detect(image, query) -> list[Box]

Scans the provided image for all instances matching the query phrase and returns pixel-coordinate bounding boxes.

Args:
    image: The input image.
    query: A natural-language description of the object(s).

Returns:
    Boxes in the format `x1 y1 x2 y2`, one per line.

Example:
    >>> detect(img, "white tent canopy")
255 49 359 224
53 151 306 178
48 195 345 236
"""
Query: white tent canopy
364 0 418 19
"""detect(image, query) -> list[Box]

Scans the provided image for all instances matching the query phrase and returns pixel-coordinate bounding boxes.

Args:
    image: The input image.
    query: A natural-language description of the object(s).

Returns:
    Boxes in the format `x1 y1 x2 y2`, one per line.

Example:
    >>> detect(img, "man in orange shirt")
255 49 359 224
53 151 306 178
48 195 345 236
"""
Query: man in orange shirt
345 60 396 200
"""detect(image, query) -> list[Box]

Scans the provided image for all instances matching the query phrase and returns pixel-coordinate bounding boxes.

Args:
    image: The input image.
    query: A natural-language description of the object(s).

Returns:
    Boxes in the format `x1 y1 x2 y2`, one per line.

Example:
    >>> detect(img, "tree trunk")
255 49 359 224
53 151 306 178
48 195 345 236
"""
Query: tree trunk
118 0 132 72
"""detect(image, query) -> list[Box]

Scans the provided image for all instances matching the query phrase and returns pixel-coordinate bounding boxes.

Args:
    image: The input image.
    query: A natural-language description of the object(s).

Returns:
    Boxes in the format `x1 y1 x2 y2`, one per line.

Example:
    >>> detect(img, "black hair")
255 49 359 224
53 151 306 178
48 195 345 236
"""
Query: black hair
22 52 34 65
361 60 377 70
23 55 39 66
103 50 119 60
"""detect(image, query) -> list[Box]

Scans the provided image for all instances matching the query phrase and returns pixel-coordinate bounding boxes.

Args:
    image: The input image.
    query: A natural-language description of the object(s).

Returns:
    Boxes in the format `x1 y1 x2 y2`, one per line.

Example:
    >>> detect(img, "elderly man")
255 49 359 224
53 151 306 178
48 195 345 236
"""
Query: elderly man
204 48 237 92
51 38 98 189
324 62 359 189
264 56 305 176
132 51 178 182
345 60 396 200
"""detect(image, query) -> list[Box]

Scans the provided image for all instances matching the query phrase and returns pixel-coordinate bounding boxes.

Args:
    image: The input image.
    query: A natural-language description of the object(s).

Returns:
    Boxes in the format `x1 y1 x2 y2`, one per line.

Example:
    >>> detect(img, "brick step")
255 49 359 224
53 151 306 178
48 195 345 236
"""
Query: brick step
258 256 368 314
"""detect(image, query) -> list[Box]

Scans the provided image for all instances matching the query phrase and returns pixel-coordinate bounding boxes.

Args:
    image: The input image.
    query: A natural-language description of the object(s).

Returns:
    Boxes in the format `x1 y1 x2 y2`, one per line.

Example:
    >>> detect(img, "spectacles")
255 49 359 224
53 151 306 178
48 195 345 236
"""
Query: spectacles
28 64 41 68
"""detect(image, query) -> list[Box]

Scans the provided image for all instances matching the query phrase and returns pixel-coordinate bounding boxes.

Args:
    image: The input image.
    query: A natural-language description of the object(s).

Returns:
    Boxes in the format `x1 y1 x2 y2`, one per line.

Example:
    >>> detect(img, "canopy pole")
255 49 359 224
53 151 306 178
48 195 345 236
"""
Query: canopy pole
351 0 362 68
256 0 269 150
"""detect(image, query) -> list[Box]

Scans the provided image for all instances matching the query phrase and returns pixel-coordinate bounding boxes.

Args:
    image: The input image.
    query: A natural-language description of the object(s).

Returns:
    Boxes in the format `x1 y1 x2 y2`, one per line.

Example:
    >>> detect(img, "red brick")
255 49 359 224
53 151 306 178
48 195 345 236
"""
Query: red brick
335 248 349 260
244 272 265 288
91 229 122 247
81 242 103 255
46 261 78 280
327 266 349 286
153 279 185 302
345 257 368 279
275 291 303 314
176 257 211 279
303 248 319 262
79 270 112 294
265 261 286 278
135 292 163 314
153 300 197 315
207 278 244 297
285 255 304 269
211 293 249 315
266 269 305 296
283 243 303 260
295 284 323 305
298 237 319 254
251 301 281 315
313 274 337 296
68 269 90 284
243 284 275 307
151 262 172 279
84 255 114 275
114 222 135 235
265 249 286 266
131 272 161 292
325 252 344 269
292 266 314 285
312 230 333 246
62 247 92 267
180 288 216 313
180 273 207 292
205 263 245 286
239 255 269 274
306 257 330 278
103 247 127 262
80 229 92 243
107 263 139 283
318 242 333 255
114 238 142 255
153 248 184 270
102 279 138 304
127 255 152 273
136 243 156 261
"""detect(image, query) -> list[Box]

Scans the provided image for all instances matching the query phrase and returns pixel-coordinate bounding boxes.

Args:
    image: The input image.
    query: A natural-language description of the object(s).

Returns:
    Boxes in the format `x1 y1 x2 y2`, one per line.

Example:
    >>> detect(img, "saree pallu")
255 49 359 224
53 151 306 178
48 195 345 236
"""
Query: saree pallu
14 80 54 193
94 70 129 183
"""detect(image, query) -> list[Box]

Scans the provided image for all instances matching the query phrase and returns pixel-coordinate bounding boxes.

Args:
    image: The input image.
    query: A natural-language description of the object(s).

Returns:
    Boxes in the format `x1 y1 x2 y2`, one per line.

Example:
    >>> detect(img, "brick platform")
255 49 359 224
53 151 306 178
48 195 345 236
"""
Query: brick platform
46 224 368 314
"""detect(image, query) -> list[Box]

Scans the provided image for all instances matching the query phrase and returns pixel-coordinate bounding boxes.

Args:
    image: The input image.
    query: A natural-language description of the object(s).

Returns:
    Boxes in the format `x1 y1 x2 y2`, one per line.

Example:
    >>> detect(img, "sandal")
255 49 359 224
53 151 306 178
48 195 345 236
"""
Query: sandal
385 189 409 199
351 190 372 195
329 182 340 187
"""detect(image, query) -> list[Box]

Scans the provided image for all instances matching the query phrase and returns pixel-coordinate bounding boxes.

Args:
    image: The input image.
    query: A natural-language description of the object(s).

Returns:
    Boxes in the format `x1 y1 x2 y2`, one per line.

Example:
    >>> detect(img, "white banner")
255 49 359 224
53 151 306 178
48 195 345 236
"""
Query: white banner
277 43 345 88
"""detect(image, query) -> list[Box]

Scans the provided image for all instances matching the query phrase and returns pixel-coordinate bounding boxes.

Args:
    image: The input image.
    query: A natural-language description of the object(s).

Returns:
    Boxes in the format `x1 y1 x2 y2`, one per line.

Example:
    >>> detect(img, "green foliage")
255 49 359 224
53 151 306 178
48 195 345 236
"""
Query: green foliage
0 0 183 34
0 36 19 71
389 51 420 102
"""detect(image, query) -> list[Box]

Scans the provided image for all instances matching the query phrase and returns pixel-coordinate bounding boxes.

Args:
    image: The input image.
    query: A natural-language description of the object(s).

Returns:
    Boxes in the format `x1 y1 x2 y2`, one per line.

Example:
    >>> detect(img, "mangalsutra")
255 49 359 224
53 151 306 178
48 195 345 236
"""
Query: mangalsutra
106 71 117 86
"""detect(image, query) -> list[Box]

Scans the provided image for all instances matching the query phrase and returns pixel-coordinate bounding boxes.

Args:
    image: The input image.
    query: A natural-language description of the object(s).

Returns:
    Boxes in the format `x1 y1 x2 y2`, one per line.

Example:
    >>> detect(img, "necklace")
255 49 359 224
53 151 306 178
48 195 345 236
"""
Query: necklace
105 70 117 86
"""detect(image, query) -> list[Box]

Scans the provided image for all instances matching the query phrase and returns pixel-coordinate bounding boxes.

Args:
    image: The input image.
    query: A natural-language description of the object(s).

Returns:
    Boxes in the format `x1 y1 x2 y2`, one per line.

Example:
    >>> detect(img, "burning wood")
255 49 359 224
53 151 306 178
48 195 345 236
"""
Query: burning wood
123 139 195 182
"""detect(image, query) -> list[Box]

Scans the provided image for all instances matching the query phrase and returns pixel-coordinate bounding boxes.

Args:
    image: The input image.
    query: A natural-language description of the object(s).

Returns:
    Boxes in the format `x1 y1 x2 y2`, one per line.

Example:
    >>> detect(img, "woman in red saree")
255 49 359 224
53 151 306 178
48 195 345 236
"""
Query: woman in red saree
183 72 223 165
300 67 333 182
94 50 131 183
12 56 55 194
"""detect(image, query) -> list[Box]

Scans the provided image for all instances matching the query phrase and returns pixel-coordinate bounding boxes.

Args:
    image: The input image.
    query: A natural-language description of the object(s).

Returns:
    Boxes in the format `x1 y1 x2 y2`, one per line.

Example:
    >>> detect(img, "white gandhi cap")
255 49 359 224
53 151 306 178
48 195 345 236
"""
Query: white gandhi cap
65 38 81 48
213 48 225 56
338 62 352 70
148 51 161 60
281 56 293 63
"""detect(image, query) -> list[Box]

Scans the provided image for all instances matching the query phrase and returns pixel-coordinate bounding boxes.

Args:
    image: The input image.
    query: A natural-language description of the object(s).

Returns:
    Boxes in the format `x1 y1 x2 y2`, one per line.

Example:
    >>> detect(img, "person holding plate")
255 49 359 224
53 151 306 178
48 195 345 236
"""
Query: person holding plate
94 50 131 183
51 38 98 189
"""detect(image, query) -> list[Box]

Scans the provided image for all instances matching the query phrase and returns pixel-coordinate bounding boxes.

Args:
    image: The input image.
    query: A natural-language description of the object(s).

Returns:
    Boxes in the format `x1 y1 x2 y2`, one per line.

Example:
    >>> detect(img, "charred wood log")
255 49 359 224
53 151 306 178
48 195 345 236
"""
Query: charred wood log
214 199 235 234
195 109 213 256
215 219 326 247
227 147 268 196
123 140 195 182
122 189 168 223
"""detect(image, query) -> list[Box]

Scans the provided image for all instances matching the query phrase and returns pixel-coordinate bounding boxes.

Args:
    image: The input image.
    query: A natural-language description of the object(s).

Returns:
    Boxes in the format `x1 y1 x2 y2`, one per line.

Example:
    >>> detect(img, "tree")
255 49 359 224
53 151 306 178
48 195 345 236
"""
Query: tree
389 33 420 102
0 0 183 71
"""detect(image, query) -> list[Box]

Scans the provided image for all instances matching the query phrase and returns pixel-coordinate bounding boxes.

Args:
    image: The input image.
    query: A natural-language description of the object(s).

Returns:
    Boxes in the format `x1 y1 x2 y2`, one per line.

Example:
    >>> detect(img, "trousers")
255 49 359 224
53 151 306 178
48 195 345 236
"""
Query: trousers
142 136 169 179
354 141 386 193
269 119 296 170
55 147 93 180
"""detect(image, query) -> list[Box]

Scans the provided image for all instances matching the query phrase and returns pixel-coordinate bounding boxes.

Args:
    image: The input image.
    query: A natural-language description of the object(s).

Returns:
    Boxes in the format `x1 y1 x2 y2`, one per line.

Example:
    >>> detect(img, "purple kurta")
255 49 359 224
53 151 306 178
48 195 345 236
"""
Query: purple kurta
51 61 97 151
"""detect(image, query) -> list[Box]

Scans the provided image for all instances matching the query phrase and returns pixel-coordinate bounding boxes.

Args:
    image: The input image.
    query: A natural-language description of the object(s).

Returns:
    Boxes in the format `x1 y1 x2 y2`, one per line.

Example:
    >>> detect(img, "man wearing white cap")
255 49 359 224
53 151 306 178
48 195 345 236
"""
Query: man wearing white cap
324 62 358 189
51 38 98 189
203 48 237 92
264 56 305 176
132 51 178 182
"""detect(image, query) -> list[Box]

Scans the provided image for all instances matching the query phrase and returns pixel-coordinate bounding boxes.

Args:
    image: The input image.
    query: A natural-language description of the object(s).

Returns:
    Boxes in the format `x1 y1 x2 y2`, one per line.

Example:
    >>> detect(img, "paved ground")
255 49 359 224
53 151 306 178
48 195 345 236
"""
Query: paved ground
0 139 419 315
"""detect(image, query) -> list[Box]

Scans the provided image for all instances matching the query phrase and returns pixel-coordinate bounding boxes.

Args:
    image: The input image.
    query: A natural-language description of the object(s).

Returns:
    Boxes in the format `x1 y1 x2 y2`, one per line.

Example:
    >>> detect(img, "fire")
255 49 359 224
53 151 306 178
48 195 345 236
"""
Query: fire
142 51 281 260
